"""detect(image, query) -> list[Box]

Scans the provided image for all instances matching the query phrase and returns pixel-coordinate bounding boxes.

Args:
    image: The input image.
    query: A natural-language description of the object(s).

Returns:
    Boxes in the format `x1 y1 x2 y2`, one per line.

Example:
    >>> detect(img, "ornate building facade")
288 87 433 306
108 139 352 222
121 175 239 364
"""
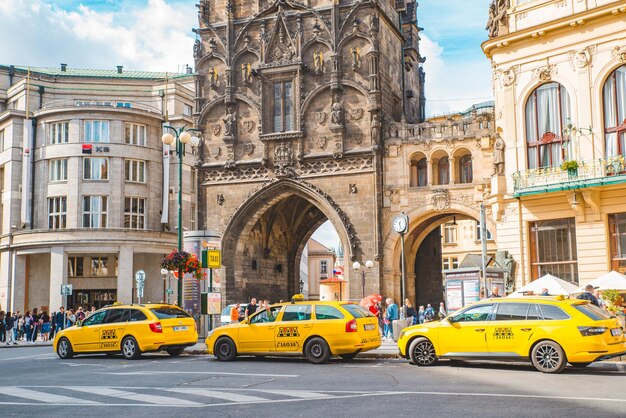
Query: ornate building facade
483 0 626 287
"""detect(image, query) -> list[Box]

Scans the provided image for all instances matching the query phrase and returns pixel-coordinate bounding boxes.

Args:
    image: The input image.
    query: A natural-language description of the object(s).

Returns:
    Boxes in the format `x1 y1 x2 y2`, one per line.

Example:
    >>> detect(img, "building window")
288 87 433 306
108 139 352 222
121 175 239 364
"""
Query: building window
476 221 493 241
272 80 294 132
124 159 146 183
83 157 108 180
459 154 473 184
320 260 328 274
183 104 193 116
48 197 67 229
443 222 457 244
603 65 626 157
530 218 578 284
442 257 459 270
84 120 110 143
525 82 571 169
438 157 450 185
190 203 197 230
410 158 428 187
49 159 68 182
83 196 108 228
125 123 146 146
191 169 197 193
124 197 145 229
68 257 84 277
50 121 69 144
91 257 109 277
609 213 626 273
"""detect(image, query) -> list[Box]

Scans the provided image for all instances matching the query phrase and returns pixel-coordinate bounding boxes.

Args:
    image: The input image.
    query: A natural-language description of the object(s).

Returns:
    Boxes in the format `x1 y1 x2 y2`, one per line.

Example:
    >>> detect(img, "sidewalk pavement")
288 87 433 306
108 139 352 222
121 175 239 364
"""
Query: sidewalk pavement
0 340 54 348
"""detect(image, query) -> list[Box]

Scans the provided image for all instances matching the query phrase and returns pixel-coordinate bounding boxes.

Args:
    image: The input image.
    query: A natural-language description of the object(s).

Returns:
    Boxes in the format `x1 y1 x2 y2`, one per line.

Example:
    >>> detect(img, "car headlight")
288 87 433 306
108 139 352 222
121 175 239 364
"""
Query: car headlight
578 326 608 336
207 329 215 339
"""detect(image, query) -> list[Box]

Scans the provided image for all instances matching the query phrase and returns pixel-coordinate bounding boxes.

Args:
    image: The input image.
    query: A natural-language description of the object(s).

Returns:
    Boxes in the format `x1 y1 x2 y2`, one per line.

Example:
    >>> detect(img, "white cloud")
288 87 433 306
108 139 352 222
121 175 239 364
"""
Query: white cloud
311 221 340 251
0 0 196 72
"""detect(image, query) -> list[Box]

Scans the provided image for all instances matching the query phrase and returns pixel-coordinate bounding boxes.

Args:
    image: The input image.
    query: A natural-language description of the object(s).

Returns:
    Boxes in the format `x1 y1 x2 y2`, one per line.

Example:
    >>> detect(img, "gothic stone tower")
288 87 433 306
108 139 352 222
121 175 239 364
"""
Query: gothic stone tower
193 0 424 303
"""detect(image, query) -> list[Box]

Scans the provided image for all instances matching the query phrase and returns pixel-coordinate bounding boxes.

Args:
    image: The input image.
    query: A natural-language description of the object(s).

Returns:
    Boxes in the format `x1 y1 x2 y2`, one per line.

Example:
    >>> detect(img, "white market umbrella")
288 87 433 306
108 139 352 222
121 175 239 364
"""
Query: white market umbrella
576 271 626 292
508 274 579 297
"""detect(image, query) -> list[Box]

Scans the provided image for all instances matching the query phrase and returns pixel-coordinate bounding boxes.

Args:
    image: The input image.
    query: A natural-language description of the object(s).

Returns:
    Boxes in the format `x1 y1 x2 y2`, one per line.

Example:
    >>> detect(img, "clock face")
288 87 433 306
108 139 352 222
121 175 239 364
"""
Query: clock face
393 216 407 233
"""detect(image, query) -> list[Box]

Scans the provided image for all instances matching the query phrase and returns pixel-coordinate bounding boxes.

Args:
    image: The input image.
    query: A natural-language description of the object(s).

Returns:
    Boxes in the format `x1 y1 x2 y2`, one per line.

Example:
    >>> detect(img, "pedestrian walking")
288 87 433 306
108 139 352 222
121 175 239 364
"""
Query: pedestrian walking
6 312 17 344
384 298 399 340
24 311 32 342
404 299 416 326
54 307 66 336
40 311 51 342
17 314 25 341
31 308 40 342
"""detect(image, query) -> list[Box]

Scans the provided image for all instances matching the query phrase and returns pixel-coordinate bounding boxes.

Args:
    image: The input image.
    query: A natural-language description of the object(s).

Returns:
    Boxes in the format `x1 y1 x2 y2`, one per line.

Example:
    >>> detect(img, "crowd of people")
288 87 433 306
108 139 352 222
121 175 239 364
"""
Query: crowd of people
366 298 448 341
229 298 274 322
0 305 96 345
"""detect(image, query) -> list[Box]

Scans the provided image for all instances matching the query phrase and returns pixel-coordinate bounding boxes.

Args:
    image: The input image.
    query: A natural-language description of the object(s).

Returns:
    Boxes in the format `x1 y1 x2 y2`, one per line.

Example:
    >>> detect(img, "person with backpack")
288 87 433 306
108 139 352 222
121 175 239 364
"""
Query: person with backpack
424 304 435 322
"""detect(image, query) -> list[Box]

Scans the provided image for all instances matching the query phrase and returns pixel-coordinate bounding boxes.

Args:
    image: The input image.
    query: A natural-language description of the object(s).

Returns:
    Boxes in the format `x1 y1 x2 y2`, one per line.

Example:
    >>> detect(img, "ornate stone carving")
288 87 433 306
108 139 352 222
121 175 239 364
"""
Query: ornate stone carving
243 143 255 155
193 39 203 60
333 141 343 159
208 68 219 88
242 120 255 133
498 68 515 88
313 51 325 74
350 108 364 121
223 109 237 140
349 184 358 194
274 141 293 166
331 100 344 126
202 166 270 184
315 111 327 124
431 188 450 211
197 0 210 28
532 64 556 81
351 133 364 145
269 26 296 64
350 47 361 70
315 136 327 149
570 48 591 69
217 194 225 206
485 0 509 39
241 63 252 84
493 133 505 175
371 114 381 145
211 123 221 137
612 45 626 63
209 146 221 159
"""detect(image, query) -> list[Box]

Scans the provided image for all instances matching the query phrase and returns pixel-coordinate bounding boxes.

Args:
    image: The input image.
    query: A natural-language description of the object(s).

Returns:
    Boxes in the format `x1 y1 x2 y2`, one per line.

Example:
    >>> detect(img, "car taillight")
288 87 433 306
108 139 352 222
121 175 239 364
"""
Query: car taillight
345 319 357 333
578 326 607 336
149 322 163 333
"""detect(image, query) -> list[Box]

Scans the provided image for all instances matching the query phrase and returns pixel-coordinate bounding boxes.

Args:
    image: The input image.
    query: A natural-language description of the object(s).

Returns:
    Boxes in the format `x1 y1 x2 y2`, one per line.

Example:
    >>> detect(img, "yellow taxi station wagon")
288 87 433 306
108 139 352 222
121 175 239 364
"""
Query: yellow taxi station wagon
397 297 626 373
53 304 198 360
206 296 381 364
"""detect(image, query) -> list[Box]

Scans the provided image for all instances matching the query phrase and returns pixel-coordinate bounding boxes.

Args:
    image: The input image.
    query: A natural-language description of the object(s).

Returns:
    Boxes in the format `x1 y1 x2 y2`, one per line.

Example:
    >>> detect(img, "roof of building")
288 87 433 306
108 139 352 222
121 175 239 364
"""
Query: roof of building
2 65 193 81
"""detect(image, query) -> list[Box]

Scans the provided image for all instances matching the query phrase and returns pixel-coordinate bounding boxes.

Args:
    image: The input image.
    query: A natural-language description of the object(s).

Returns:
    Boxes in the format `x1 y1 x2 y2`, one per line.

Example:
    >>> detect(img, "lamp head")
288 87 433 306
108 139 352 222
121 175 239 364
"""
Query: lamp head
161 133 174 145
179 131 191 144
160 268 169 275
365 260 374 269
352 261 361 270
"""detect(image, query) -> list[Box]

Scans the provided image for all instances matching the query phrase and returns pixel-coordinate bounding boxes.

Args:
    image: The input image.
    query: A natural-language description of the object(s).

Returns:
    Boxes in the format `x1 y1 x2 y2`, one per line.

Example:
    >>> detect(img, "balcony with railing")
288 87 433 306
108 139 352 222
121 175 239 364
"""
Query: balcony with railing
512 155 626 197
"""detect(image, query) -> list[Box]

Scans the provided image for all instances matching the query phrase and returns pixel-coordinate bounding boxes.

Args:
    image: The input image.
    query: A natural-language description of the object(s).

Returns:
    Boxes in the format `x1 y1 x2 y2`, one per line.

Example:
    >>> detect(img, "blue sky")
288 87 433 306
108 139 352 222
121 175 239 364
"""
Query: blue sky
0 0 494 250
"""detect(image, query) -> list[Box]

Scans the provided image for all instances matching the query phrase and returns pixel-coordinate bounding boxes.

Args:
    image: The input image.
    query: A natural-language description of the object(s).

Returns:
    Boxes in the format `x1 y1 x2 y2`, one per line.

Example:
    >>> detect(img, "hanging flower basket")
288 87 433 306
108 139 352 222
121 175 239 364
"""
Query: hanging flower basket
160 250 203 279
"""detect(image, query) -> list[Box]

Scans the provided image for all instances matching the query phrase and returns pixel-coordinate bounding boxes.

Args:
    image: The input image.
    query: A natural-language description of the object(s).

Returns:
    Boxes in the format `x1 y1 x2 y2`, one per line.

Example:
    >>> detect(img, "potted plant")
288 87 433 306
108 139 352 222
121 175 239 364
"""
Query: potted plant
560 160 579 178
160 250 203 279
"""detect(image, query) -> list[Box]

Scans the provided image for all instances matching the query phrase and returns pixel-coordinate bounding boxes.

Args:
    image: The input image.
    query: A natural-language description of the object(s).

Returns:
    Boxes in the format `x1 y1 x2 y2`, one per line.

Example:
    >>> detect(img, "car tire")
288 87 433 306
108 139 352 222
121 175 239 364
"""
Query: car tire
570 362 591 368
57 338 74 359
305 337 331 364
166 348 184 357
339 353 358 361
408 337 438 367
214 338 237 361
121 336 142 360
531 340 567 373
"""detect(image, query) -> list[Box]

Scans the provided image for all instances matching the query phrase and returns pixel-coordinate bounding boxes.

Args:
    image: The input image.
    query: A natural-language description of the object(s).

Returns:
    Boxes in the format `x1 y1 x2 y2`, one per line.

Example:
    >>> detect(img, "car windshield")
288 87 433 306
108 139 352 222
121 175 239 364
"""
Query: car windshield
341 304 374 318
574 303 612 320
150 307 191 319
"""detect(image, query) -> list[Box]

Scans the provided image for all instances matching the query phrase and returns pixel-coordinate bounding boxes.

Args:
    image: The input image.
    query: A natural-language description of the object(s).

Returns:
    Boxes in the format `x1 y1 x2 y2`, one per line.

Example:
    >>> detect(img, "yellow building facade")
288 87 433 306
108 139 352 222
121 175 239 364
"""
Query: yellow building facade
483 0 626 288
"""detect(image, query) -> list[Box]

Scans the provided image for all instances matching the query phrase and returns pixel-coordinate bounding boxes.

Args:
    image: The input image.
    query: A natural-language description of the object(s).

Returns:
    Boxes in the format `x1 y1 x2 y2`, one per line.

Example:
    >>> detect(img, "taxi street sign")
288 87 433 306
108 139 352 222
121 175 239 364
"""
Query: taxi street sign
205 249 222 269
60 284 73 296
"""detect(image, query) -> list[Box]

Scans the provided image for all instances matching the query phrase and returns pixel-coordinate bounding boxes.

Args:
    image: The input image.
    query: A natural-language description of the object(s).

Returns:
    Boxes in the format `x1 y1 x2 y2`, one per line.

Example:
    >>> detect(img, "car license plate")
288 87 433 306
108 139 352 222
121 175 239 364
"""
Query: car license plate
364 324 375 331
173 326 188 332
611 328 623 337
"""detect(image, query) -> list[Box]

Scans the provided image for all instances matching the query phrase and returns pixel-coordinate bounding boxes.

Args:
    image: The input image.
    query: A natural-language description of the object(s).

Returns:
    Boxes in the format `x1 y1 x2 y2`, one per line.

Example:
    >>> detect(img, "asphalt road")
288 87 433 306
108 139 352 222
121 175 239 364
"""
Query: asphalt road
1 347 625 417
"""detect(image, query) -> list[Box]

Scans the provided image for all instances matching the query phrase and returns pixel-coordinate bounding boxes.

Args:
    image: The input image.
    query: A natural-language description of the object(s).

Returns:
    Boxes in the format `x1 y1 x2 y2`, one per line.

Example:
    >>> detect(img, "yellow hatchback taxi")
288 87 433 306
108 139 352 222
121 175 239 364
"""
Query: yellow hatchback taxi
206 295 381 363
398 296 626 373
54 303 198 360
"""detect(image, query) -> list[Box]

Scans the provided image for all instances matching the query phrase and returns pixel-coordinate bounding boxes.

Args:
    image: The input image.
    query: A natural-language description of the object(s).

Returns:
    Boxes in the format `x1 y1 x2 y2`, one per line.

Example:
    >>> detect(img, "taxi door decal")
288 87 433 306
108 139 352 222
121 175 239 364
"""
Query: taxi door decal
100 328 119 349
493 327 514 340
277 326 300 338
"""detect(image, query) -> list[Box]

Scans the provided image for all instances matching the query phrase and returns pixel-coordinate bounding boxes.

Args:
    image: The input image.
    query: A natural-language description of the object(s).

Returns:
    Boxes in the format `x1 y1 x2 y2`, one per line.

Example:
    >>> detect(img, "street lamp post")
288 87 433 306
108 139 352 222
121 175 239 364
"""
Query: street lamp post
161 268 170 304
162 125 201 307
353 259 374 298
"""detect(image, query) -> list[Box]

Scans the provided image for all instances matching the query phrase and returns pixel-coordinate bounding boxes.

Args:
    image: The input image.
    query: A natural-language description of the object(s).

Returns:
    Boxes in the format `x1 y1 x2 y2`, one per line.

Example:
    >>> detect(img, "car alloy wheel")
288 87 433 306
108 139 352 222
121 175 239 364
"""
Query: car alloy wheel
214 338 236 361
305 337 330 364
531 341 566 373
122 337 141 360
57 338 73 359
409 337 437 366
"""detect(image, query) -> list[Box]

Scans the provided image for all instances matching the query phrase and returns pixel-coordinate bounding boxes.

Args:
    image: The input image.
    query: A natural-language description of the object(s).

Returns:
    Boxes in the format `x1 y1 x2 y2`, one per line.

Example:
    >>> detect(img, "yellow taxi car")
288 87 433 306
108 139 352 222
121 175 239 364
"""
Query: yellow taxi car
398 296 626 373
206 295 381 363
53 303 198 360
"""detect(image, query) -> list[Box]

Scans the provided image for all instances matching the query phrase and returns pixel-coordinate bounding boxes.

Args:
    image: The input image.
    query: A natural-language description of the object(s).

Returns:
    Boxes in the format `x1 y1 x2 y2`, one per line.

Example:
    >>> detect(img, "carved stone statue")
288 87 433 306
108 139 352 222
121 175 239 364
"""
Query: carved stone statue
197 0 210 27
313 51 324 75
371 113 381 145
208 67 219 87
350 47 361 70
493 133 505 175
486 0 509 39
504 253 516 292
241 63 252 83
223 109 236 138
331 100 344 126
193 39 203 60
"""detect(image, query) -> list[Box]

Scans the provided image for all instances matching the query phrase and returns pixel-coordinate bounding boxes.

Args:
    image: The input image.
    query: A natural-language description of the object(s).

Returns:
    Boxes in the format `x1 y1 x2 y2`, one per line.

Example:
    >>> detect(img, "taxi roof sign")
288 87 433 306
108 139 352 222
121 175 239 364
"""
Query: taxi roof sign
291 294 305 303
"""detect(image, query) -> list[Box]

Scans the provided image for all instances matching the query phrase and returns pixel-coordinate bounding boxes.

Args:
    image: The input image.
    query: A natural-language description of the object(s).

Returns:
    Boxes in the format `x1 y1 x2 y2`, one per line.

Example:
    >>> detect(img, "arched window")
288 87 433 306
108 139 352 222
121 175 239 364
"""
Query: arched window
525 82 571 169
459 154 473 183
603 65 626 157
417 159 428 187
438 157 449 185
410 160 418 187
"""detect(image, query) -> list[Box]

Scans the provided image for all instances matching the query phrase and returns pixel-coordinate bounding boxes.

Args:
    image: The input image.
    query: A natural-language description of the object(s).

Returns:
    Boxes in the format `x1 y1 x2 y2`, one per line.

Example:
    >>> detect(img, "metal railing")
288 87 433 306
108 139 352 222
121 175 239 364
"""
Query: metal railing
512 155 626 193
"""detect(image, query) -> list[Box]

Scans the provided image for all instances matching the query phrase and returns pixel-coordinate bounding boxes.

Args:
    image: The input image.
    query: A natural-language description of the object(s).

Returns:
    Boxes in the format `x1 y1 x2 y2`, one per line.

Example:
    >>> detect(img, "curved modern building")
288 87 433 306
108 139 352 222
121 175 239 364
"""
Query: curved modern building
0 64 196 313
